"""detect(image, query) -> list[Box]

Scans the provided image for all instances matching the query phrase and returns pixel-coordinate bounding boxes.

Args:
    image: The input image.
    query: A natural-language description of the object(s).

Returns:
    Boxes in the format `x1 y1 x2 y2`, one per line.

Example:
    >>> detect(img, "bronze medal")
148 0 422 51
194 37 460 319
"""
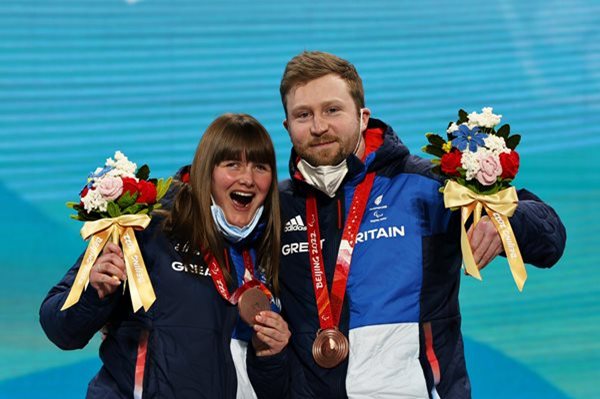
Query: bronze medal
312 328 349 368
237 287 270 326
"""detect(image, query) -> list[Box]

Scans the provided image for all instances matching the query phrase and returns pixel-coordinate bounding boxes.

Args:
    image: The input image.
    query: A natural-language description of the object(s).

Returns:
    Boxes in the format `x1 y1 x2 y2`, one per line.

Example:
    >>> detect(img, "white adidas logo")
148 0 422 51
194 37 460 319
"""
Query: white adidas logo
284 215 307 232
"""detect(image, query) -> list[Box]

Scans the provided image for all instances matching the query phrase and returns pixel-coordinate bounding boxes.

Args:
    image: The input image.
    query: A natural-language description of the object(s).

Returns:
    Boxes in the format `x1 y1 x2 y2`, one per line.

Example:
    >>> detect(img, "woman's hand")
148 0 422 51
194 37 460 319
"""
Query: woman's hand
89 242 127 299
251 311 291 357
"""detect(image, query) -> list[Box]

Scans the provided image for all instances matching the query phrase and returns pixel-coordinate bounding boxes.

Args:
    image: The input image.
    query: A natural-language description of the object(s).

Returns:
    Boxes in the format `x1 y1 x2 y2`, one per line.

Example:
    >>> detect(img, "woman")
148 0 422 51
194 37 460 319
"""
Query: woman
39 113 290 398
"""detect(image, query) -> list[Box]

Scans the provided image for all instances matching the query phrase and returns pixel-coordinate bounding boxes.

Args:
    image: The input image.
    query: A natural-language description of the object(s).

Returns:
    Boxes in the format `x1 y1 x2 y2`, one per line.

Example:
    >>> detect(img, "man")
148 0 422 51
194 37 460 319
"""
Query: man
247 51 566 399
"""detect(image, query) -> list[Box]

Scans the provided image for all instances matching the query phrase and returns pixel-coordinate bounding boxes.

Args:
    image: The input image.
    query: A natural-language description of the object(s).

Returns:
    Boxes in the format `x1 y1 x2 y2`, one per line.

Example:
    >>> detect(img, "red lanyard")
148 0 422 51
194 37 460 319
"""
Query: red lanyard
204 249 272 304
305 172 375 329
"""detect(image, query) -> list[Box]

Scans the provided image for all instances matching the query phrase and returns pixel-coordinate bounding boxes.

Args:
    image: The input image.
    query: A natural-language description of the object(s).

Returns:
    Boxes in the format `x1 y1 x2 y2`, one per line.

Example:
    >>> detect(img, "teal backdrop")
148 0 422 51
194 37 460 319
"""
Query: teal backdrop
1 1 598 398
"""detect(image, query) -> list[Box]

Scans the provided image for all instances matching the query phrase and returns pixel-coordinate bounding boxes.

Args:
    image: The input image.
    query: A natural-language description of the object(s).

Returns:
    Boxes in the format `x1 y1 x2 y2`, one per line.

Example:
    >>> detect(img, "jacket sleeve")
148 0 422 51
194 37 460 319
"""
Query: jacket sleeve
509 188 566 268
39 254 121 350
246 342 290 399
247 342 313 399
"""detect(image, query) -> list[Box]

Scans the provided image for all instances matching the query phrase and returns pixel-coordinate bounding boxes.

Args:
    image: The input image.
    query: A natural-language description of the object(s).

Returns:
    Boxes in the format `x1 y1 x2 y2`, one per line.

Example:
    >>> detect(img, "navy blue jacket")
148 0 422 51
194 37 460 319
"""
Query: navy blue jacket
40 215 270 399
248 118 566 399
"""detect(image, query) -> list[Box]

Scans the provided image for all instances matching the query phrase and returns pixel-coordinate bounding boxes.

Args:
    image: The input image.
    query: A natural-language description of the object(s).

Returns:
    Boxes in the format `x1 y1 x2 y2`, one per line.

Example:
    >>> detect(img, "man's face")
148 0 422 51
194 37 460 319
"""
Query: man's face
284 74 369 166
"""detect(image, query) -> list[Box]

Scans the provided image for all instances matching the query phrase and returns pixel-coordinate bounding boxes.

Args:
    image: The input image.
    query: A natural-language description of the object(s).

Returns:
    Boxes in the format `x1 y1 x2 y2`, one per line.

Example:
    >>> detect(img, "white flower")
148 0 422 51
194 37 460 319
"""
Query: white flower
105 151 137 178
461 149 481 181
483 135 510 155
81 188 108 213
467 107 502 128
446 122 460 134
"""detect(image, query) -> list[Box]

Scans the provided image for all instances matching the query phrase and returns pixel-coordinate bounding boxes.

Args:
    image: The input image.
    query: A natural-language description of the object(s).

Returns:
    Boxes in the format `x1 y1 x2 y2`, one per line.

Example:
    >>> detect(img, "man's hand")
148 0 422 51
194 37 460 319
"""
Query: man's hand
467 215 503 270
89 242 127 299
251 311 291 357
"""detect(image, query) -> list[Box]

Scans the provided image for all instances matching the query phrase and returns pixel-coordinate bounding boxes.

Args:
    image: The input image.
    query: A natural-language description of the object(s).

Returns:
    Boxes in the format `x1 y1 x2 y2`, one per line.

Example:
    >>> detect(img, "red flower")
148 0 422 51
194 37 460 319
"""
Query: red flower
181 172 190 183
499 151 520 179
121 177 139 196
136 180 157 204
79 186 90 207
441 149 463 176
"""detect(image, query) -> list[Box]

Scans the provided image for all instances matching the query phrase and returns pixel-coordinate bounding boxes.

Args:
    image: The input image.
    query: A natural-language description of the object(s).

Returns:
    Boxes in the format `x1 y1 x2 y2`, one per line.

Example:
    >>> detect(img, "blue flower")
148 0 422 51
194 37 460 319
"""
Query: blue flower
86 166 113 188
451 125 488 152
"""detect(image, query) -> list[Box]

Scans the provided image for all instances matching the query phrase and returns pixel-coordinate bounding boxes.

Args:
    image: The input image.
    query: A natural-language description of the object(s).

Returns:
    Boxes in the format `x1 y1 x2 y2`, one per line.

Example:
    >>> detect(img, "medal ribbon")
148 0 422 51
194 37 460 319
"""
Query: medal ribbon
204 249 272 305
306 172 376 330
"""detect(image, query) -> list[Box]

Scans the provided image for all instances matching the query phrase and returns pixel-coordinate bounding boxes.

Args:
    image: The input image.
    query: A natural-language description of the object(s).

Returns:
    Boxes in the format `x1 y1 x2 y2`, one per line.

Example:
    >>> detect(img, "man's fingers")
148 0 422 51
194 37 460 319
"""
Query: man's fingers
467 216 503 270
468 221 487 252
469 217 499 264
478 239 503 270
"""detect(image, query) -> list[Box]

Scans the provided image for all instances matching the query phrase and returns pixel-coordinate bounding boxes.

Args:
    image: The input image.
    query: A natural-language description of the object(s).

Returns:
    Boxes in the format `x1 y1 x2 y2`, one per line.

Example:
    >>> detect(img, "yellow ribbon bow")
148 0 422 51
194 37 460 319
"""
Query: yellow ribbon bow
61 214 156 312
443 180 527 291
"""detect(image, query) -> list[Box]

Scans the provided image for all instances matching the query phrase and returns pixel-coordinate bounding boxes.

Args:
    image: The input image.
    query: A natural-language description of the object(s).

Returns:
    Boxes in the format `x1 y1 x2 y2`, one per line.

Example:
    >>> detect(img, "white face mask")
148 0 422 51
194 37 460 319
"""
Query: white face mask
210 202 264 243
297 158 348 198
296 109 365 198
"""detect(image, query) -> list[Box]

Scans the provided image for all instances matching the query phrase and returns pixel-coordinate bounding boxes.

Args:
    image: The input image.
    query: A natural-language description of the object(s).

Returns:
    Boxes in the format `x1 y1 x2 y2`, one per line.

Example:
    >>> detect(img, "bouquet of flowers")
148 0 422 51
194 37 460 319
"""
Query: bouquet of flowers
423 108 527 290
62 151 172 311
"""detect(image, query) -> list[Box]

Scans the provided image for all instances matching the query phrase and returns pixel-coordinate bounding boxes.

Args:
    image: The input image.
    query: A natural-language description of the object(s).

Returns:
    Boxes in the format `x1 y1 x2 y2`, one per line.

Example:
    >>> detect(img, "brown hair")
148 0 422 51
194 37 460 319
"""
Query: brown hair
280 50 365 116
163 113 281 292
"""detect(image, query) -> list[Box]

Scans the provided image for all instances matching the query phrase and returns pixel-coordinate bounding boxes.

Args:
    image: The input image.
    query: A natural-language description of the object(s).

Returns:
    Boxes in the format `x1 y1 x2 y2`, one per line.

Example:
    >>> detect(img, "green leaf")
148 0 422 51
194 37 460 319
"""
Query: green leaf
506 134 521 150
107 201 121 218
431 158 441 165
117 191 136 208
497 124 510 139
426 133 446 147
431 165 442 176
123 203 144 214
458 109 468 124
136 164 150 180
156 177 173 201
77 210 95 221
66 201 79 209
422 145 445 158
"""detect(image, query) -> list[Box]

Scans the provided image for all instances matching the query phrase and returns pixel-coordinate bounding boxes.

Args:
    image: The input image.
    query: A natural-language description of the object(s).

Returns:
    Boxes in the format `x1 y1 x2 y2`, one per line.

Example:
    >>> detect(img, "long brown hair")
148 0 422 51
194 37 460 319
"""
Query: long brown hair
164 113 281 292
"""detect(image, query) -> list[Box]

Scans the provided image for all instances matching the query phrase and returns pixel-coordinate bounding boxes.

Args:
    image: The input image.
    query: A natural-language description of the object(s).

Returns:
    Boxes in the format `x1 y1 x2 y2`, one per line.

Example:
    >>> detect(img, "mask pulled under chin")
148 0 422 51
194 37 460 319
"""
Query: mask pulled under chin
297 158 348 198
210 203 264 243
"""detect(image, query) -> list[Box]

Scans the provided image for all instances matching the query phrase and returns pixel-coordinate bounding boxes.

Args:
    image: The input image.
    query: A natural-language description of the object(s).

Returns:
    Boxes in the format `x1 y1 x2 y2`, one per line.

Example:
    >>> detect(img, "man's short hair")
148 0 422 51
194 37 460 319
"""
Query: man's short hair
280 51 365 116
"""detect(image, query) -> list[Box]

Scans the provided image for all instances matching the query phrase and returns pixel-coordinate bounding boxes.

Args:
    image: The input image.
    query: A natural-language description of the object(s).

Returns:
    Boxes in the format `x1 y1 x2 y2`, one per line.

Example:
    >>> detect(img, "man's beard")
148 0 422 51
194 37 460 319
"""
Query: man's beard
298 132 358 166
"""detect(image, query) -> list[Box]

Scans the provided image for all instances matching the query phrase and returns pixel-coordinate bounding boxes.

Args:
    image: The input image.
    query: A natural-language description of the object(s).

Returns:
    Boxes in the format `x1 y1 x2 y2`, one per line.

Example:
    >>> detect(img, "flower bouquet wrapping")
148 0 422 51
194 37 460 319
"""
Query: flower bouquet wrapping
62 151 172 311
422 108 526 290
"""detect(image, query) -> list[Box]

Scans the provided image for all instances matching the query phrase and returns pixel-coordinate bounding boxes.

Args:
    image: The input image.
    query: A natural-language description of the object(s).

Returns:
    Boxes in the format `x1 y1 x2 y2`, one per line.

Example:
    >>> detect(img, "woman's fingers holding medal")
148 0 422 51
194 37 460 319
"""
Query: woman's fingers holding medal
251 311 291 357
89 242 127 299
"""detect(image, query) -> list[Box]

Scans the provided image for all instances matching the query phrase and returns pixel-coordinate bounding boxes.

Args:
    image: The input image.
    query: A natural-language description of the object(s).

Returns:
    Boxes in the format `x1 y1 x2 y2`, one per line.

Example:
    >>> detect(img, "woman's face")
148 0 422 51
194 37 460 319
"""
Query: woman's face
211 154 272 227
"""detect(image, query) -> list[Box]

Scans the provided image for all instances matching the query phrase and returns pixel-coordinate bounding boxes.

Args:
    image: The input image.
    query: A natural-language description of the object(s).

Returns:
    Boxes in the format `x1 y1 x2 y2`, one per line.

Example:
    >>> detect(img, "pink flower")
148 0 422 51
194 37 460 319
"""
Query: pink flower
97 176 123 201
475 153 502 186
